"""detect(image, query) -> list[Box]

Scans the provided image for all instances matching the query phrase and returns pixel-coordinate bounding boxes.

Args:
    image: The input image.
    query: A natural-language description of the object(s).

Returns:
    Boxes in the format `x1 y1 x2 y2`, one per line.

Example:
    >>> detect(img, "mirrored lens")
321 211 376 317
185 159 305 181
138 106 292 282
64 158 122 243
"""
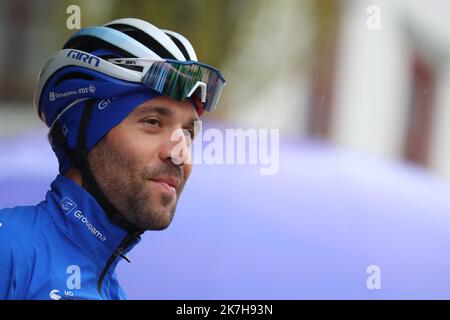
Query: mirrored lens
142 60 226 112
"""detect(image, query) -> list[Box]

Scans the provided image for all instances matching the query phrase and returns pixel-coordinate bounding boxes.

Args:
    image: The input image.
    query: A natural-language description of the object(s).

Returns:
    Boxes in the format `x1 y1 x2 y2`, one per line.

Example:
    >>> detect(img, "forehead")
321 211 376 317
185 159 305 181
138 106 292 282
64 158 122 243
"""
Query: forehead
131 96 199 121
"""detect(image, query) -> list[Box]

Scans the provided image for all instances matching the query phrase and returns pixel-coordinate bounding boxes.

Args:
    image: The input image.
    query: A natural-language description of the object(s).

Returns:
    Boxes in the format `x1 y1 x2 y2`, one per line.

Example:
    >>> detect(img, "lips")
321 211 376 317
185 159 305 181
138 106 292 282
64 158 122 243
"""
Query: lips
153 177 180 189
150 176 181 194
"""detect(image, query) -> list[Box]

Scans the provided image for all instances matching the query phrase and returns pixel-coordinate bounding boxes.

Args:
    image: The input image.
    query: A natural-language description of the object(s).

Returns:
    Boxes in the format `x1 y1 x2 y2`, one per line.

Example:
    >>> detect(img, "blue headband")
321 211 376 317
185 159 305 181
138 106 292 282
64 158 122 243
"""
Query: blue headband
54 90 161 174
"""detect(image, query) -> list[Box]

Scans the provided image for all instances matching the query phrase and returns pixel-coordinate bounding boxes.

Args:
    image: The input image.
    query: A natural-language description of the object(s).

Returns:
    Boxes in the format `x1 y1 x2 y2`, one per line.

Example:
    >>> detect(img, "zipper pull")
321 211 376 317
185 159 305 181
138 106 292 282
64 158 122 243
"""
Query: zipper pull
115 248 131 263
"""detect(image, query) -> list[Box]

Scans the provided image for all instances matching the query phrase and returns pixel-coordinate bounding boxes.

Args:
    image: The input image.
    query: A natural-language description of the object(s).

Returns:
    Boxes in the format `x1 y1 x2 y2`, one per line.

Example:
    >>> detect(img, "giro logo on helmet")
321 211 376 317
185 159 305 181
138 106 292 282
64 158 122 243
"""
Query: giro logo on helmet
67 49 100 67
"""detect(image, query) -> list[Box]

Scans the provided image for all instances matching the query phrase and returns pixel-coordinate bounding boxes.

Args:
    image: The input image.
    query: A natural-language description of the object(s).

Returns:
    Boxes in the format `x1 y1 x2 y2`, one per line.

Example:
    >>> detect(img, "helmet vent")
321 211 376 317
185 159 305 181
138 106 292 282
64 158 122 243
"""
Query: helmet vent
107 24 176 60
63 35 136 58
166 33 190 60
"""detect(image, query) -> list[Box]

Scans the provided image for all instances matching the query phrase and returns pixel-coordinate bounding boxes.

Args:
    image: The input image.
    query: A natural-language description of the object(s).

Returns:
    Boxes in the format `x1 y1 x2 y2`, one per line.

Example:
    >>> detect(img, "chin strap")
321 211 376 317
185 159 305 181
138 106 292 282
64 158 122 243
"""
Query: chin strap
52 99 143 234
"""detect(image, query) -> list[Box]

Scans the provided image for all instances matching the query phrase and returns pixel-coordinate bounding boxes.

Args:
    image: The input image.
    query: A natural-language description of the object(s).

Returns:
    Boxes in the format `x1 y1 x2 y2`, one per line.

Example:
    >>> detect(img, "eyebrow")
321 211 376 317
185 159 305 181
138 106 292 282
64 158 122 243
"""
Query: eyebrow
134 105 199 127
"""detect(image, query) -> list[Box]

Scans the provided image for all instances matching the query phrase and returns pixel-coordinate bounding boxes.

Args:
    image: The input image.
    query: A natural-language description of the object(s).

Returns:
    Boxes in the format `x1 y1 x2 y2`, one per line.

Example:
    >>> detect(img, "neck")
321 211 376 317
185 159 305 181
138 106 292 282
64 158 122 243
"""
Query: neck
64 167 143 234
65 167 83 187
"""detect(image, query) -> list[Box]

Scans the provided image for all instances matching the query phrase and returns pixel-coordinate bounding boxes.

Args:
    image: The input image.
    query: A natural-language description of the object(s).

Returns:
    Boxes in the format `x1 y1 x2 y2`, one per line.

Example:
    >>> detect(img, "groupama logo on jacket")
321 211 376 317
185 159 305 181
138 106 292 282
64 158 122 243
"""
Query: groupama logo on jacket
59 197 106 242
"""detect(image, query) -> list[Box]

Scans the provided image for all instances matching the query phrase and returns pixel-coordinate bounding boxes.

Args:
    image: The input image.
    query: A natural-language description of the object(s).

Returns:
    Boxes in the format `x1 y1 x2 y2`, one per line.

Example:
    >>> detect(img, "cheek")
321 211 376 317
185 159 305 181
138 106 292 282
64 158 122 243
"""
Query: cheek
183 164 193 181
107 125 160 165
132 137 164 167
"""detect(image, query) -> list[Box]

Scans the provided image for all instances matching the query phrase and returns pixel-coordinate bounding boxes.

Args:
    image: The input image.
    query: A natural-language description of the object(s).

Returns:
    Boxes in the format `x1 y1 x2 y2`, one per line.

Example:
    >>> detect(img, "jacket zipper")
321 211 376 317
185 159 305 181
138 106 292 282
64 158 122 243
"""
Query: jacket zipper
97 232 139 299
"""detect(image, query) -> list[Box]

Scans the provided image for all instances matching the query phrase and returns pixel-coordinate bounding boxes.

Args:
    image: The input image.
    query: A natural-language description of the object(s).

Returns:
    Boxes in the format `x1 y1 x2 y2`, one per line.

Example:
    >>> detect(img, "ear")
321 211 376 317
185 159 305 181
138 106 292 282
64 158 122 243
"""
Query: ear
190 95 204 117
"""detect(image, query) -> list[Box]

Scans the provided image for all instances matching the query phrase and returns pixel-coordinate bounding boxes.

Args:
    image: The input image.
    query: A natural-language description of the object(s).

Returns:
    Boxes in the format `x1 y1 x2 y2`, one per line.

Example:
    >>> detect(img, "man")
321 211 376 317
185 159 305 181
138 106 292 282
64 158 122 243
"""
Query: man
0 18 226 300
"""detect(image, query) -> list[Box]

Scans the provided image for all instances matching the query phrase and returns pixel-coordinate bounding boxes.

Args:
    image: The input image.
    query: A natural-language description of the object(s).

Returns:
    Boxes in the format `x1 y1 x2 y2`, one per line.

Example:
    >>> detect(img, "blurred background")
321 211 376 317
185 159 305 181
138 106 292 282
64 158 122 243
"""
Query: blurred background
2 0 450 299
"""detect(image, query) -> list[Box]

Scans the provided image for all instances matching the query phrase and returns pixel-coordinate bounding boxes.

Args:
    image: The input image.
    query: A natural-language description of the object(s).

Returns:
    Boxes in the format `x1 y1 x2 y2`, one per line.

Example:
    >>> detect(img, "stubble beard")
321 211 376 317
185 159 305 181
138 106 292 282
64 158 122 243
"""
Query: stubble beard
88 139 185 230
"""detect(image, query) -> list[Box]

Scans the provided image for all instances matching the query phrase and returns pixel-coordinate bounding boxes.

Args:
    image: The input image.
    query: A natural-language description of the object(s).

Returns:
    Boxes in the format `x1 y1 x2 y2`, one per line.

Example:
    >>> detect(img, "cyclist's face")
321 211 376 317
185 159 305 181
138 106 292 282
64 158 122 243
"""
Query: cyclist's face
88 95 199 230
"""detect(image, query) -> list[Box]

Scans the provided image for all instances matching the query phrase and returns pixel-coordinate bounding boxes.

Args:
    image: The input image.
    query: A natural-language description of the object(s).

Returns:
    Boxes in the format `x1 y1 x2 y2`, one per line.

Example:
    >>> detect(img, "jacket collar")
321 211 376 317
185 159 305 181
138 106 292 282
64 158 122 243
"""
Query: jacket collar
43 175 141 264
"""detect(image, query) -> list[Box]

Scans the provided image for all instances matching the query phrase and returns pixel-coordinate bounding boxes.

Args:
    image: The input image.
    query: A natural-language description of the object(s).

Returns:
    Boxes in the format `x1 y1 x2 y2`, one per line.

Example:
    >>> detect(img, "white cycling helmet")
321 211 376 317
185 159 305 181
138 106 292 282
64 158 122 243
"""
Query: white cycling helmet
34 18 226 128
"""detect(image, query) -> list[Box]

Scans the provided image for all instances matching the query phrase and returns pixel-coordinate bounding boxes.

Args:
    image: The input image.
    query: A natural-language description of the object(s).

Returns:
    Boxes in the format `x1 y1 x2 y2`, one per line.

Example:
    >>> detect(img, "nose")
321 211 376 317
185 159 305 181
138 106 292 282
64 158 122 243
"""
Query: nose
159 128 192 166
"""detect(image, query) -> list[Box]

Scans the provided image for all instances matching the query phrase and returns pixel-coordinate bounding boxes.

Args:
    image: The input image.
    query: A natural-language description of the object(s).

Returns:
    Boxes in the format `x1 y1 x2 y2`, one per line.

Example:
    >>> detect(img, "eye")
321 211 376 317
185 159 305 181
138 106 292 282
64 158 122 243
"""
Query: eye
142 117 162 127
183 128 195 141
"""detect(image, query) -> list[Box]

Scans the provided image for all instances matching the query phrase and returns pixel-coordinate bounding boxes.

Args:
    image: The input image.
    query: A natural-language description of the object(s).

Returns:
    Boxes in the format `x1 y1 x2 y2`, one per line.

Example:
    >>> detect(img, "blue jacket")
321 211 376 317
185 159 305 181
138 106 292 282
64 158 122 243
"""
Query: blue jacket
0 175 141 300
